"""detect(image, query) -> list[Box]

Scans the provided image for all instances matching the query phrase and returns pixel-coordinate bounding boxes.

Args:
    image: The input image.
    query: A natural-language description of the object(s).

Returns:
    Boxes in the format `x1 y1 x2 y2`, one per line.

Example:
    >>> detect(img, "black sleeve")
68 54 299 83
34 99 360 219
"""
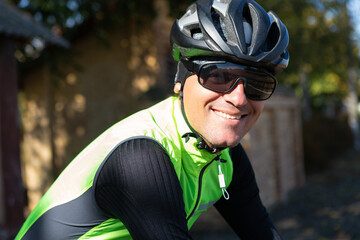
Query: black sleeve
95 137 192 240
214 144 282 240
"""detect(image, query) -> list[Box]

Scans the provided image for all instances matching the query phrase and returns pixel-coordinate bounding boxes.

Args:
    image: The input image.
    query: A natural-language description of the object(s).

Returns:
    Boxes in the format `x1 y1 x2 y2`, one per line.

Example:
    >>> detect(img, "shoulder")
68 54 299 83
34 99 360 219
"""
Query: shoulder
229 143 256 185
112 137 168 158
97 137 170 176
230 143 250 167
94 137 183 217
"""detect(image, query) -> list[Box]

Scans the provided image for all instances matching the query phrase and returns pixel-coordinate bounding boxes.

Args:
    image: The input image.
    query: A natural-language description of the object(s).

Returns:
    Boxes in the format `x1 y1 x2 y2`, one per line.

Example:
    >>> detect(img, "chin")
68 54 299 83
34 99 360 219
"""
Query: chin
201 129 245 149
222 141 241 149
207 138 241 149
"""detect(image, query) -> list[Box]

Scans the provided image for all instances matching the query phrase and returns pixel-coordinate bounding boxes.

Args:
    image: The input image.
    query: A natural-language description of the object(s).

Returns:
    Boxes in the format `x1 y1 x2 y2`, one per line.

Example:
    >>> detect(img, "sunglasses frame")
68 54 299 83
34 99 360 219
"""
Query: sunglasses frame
181 59 277 101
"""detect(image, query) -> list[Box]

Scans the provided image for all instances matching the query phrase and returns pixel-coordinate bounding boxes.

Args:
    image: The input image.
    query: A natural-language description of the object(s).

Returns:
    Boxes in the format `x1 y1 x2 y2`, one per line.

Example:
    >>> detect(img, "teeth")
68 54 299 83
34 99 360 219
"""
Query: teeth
215 111 242 120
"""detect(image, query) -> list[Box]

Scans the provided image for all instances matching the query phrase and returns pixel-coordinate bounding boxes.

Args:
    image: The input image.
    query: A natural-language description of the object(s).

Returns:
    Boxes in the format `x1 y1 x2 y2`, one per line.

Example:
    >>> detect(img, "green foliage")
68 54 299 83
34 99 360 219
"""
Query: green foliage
14 0 156 41
258 0 359 113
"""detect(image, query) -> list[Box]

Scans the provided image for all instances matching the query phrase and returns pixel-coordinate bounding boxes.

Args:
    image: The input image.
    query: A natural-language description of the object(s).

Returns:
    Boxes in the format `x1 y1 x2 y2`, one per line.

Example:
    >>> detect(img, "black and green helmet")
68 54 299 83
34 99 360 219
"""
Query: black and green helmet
170 0 289 75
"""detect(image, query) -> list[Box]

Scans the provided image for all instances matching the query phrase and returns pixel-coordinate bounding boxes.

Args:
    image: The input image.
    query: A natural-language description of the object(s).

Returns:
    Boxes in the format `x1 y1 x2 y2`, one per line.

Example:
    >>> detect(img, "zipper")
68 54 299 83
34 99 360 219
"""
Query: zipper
186 155 220 221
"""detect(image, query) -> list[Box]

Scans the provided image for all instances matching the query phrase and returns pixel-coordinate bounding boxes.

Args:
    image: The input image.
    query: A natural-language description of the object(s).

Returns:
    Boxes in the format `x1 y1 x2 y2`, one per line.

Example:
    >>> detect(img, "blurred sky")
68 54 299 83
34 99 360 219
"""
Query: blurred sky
348 0 360 45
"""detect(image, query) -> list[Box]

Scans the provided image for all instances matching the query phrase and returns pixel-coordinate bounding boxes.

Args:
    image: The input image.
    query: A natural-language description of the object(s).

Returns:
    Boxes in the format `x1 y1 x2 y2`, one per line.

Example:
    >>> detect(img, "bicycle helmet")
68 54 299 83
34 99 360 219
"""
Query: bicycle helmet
170 0 289 76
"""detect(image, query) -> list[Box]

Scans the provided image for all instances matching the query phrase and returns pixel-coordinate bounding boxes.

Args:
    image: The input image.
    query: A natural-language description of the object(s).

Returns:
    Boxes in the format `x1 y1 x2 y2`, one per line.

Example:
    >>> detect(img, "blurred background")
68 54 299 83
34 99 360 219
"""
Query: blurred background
0 0 359 239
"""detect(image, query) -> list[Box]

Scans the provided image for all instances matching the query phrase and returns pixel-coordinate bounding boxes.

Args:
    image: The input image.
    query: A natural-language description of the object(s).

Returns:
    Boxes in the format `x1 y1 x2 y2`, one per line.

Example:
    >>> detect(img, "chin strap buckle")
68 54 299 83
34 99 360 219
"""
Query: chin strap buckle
182 133 221 154
197 138 223 154
182 133 197 143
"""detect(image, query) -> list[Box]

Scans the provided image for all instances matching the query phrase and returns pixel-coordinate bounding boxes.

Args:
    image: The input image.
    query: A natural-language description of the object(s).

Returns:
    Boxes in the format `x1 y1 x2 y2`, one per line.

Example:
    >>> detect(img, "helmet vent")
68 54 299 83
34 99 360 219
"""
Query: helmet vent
191 28 204 40
262 22 279 52
215 0 231 3
211 9 228 42
242 4 253 47
242 5 253 29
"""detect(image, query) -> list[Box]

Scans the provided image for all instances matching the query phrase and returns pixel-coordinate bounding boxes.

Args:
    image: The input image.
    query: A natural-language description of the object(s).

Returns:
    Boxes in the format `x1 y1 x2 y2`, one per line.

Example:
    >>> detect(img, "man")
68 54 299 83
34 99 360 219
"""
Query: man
16 0 289 239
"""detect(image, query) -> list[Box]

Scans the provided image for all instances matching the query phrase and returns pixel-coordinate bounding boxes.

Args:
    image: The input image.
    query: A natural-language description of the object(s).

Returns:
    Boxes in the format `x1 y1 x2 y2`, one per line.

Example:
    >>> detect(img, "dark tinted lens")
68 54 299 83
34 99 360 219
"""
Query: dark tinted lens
243 70 276 100
198 62 276 100
199 64 237 92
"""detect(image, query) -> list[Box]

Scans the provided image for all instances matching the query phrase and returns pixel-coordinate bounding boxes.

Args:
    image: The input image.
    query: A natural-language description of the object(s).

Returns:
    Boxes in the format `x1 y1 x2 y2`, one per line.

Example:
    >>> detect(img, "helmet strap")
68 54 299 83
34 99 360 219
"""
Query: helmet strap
176 60 223 153
174 61 193 86
179 88 223 154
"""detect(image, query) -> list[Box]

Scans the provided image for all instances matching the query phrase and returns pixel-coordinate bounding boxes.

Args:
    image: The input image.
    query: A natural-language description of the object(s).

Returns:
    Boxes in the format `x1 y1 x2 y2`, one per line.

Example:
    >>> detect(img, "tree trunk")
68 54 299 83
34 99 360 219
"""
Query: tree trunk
0 37 25 239
346 66 360 150
153 0 174 94
299 64 312 121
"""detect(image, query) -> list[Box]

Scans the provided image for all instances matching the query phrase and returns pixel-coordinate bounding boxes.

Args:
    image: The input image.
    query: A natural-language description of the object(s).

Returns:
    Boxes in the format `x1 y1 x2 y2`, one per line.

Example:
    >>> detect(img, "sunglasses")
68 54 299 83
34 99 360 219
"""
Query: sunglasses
181 59 277 101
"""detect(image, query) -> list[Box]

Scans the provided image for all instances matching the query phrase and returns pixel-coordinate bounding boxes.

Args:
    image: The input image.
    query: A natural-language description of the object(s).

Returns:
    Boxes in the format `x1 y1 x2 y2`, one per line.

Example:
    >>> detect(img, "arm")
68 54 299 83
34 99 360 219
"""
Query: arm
95 137 192 240
214 144 281 240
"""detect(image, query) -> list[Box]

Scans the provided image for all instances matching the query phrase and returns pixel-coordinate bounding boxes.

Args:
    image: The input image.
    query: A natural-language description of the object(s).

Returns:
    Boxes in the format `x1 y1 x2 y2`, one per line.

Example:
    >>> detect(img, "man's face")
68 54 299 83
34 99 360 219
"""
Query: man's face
175 74 266 149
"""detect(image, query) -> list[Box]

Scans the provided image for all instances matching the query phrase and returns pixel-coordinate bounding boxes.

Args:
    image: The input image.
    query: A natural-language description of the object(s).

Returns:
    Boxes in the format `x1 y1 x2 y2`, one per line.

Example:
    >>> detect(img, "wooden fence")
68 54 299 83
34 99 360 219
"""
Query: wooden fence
243 89 305 206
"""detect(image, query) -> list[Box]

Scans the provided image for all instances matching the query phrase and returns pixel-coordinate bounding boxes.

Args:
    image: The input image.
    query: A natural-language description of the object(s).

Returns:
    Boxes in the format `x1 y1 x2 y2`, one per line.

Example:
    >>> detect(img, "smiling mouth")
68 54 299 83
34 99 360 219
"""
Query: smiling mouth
213 110 247 120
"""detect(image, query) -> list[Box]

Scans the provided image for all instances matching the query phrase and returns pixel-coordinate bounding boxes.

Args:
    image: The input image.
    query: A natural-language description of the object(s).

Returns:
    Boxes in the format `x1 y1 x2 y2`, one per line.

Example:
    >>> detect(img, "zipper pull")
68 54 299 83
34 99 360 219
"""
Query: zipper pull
218 157 230 200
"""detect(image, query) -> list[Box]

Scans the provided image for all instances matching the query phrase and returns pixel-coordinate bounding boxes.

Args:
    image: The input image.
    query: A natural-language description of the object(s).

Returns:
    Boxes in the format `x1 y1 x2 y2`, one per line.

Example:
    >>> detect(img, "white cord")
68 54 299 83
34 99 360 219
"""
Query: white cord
218 159 230 200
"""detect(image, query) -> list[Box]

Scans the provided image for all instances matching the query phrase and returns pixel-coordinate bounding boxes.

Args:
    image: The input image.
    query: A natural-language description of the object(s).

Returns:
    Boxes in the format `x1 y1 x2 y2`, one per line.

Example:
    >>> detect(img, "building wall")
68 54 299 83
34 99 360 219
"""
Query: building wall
20 25 161 211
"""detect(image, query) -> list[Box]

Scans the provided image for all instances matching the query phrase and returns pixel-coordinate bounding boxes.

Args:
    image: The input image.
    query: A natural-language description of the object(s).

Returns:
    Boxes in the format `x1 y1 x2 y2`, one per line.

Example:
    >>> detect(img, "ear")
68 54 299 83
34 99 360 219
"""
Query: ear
173 82 182 94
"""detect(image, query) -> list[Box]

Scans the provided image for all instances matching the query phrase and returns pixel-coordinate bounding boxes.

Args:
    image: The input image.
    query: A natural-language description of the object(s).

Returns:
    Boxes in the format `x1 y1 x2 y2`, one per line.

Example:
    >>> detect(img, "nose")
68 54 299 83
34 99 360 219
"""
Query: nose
223 81 248 107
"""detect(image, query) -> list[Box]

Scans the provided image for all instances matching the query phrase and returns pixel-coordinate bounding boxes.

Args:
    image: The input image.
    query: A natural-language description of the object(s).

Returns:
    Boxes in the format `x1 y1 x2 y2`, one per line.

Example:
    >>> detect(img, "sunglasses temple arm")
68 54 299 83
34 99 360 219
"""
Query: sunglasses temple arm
180 58 195 73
